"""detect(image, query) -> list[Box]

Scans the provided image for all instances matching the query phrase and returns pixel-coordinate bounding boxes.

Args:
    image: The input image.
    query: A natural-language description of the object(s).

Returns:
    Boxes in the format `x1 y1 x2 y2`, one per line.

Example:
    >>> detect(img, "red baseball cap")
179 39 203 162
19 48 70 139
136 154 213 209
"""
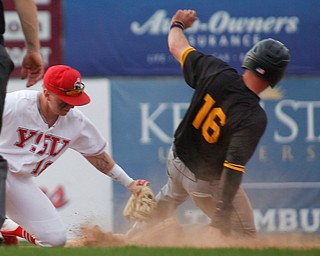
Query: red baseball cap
43 65 90 106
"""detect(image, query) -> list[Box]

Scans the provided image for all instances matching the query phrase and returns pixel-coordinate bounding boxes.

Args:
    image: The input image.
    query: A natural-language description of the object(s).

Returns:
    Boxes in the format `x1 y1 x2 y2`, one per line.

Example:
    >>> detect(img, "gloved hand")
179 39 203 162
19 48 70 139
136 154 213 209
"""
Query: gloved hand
123 180 157 222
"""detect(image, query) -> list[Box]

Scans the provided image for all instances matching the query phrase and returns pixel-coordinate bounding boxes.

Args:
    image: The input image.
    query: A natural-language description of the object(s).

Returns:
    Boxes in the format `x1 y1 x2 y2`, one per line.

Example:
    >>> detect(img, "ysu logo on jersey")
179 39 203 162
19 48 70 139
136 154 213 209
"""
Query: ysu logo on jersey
14 128 70 156
14 127 70 176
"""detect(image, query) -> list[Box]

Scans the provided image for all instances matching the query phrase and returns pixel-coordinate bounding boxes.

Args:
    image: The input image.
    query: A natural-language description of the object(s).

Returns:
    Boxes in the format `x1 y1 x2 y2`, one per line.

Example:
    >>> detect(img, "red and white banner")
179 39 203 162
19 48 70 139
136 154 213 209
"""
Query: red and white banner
3 0 62 76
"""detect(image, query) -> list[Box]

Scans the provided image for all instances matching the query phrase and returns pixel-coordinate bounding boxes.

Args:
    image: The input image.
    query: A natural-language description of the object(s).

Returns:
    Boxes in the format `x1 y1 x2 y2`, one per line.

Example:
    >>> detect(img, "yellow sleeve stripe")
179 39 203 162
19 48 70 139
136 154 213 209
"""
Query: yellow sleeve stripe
180 47 196 68
224 161 245 173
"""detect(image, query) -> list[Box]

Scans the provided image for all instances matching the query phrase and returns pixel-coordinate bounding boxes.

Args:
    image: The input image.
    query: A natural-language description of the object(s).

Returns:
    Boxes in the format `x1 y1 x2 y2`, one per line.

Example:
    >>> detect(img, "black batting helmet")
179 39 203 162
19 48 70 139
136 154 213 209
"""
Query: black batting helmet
242 38 290 87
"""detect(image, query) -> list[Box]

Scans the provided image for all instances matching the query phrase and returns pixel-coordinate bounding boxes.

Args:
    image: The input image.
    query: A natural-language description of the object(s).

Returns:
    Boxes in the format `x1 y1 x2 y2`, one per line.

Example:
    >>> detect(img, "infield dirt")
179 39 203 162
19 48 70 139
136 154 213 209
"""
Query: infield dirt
67 218 320 249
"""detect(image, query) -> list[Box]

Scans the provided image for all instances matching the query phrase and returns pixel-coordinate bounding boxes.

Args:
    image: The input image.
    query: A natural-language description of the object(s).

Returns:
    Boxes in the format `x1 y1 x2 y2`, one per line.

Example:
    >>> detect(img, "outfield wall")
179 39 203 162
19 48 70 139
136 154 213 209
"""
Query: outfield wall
7 75 320 238
110 76 320 234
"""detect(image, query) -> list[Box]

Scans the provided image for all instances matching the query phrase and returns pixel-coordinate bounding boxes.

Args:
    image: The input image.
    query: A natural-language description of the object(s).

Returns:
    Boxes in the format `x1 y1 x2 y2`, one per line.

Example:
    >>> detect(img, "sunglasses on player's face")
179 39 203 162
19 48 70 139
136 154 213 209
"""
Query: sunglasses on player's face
48 80 85 97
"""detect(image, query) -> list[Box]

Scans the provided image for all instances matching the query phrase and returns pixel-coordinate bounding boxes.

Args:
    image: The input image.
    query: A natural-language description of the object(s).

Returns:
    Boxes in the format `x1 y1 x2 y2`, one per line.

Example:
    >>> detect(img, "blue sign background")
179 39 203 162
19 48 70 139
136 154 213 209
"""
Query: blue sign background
111 77 320 233
63 0 320 76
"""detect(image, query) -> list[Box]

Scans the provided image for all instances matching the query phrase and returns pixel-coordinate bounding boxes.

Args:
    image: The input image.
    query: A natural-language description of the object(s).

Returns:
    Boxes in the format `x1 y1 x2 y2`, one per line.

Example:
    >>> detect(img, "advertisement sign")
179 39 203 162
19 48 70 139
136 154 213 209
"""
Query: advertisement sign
63 0 320 76
246 78 320 232
111 77 320 233
3 0 62 77
5 76 319 236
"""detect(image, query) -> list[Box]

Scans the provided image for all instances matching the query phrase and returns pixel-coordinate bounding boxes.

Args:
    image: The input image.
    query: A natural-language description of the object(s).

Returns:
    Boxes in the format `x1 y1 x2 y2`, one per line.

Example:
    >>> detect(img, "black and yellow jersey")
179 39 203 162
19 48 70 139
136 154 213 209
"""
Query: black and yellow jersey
173 48 267 181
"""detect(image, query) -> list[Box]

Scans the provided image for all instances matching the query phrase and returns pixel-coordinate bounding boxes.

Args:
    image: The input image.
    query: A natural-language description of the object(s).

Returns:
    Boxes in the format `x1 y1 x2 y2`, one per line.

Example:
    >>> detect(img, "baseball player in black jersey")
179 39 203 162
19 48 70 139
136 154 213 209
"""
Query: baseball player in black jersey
151 10 290 238
0 0 44 235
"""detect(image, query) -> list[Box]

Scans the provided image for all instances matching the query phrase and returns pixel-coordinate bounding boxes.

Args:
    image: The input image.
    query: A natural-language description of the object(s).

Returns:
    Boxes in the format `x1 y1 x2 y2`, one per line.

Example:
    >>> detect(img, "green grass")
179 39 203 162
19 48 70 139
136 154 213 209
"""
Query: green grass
0 246 320 256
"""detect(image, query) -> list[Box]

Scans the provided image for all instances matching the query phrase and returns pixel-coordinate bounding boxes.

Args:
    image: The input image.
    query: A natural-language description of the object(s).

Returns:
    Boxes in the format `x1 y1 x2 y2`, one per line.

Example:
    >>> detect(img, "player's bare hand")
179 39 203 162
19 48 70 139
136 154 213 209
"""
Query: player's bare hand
21 51 45 87
172 9 197 29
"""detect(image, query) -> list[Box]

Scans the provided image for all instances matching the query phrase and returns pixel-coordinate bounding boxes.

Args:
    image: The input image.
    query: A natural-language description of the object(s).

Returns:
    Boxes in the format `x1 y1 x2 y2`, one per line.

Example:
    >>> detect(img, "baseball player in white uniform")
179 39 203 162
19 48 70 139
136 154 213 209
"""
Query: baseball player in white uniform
0 65 142 247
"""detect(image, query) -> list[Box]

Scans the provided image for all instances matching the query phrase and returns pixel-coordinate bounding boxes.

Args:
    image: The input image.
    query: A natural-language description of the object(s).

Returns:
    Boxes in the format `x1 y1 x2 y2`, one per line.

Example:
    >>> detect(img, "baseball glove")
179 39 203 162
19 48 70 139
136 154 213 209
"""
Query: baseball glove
123 180 157 222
